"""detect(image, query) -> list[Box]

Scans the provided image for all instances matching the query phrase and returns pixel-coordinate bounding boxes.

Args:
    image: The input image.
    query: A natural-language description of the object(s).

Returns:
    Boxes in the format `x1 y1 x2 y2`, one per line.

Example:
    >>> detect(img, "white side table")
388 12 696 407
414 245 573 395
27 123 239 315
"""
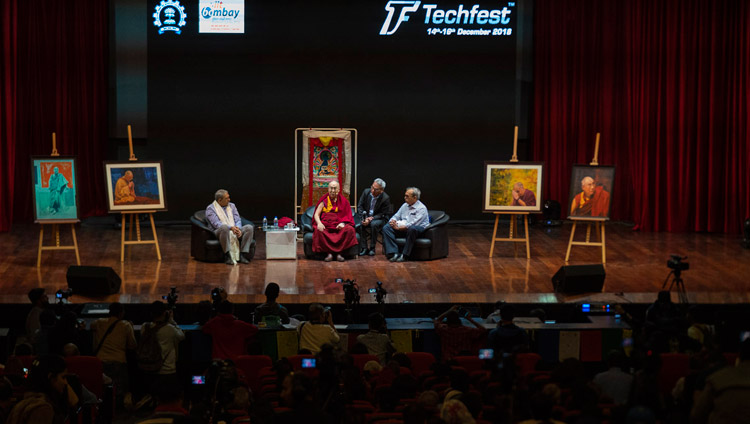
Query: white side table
264 227 300 259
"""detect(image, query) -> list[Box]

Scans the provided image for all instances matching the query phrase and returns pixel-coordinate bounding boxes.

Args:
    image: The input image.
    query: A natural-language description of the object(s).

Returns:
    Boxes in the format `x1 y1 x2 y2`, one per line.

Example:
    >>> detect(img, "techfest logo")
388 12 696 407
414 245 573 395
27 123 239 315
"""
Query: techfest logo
380 1 514 36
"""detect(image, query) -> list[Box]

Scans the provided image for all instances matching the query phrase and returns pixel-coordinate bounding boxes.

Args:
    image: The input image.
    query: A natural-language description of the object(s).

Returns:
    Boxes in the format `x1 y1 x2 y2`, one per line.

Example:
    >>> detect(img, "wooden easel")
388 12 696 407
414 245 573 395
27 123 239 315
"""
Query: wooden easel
565 132 607 263
119 125 161 262
489 126 531 259
37 133 81 266
37 220 81 267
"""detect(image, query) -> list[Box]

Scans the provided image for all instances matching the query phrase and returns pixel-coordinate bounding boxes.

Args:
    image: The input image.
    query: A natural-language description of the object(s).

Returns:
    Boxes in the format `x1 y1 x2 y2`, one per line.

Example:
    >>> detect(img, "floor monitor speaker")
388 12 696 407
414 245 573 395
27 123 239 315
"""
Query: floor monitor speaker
66 266 122 296
552 264 605 293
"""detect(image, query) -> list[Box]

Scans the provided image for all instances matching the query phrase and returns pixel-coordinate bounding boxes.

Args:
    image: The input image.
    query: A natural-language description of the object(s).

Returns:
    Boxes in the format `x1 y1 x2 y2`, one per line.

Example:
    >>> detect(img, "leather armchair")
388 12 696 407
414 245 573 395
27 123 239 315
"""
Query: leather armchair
385 210 449 260
190 210 256 262
300 206 361 259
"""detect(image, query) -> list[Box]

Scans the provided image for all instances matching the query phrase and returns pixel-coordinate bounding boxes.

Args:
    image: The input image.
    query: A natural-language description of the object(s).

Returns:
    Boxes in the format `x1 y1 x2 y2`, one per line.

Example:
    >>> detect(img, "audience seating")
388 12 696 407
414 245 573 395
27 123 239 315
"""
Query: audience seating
382 210 450 260
300 206 362 259
65 356 105 399
404 352 435 377
658 352 690 396
351 353 380 371
515 352 542 375
190 210 256 262
453 355 484 373
234 355 273 394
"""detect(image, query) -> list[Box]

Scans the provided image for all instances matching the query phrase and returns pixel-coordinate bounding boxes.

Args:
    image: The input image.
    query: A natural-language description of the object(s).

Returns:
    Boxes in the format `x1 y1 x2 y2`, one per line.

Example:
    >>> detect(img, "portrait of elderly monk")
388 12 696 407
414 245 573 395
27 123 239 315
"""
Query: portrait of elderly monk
313 181 358 262
570 176 611 217
47 167 69 214
511 182 536 207
114 171 136 204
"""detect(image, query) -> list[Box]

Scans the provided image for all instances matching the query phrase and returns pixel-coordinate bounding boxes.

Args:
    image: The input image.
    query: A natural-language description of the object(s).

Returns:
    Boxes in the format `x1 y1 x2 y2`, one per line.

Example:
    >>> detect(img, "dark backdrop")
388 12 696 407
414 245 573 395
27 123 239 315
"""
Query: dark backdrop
146 0 519 221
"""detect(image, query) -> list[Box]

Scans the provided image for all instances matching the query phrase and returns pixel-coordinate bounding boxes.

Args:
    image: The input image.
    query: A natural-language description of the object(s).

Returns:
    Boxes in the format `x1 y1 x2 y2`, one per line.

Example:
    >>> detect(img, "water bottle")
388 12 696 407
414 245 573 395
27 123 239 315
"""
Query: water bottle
262 216 267 230
273 216 278 228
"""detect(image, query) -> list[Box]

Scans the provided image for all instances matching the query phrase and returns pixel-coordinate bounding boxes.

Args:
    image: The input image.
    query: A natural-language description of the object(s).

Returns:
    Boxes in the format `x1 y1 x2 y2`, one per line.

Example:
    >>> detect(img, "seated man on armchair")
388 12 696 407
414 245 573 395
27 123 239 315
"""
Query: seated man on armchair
313 181 358 262
382 186 429 262
205 189 254 265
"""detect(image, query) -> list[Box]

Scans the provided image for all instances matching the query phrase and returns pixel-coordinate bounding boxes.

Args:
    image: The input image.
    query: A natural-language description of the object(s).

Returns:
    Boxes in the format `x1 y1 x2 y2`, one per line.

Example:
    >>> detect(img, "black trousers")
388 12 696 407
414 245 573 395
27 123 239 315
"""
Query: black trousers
358 218 385 250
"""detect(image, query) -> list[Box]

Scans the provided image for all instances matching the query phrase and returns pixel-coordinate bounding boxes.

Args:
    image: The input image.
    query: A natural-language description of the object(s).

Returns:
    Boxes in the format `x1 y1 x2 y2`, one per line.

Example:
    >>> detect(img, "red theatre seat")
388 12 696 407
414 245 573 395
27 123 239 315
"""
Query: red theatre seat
658 353 690 396
453 355 484 373
404 352 436 376
65 356 105 399
351 354 380 371
234 355 273 394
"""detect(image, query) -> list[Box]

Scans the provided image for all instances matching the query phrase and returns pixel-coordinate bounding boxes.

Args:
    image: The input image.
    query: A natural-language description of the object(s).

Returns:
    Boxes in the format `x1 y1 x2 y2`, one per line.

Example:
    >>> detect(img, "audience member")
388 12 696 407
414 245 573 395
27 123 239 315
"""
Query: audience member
254 282 290 324
48 311 86 356
202 300 258 360
141 301 185 398
433 305 487 360
33 309 57 356
91 301 137 409
24 288 49 344
276 372 330 424
6 354 77 424
298 303 340 354
593 349 633 405
486 304 529 354
0 377 14 424
690 338 750 424
356 312 396 364
517 393 566 424
136 384 193 424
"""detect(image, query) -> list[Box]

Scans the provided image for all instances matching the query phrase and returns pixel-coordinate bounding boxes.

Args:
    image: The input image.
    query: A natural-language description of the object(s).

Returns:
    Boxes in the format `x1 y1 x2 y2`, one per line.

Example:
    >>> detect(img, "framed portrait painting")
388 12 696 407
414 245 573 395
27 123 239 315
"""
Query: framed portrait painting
483 162 544 213
31 157 79 221
567 165 615 220
104 161 167 212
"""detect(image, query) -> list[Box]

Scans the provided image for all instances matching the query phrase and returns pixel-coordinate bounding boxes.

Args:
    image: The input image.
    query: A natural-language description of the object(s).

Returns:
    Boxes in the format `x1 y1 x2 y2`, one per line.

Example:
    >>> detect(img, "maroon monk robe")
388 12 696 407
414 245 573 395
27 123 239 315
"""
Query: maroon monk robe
312 193 358 254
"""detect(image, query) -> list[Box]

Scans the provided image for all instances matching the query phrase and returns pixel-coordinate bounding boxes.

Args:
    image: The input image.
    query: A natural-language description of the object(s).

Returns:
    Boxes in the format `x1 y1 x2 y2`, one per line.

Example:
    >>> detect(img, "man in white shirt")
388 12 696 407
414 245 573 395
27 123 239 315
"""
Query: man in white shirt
298 303 340 354
383 187 430 262
205 189 254 265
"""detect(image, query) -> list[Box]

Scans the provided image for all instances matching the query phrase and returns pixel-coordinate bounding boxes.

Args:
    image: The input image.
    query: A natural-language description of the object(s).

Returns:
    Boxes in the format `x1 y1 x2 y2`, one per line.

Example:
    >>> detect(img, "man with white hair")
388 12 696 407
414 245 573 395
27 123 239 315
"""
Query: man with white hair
205 189 254 265
570 176 610 217
356 178 393 256
382 187 429 262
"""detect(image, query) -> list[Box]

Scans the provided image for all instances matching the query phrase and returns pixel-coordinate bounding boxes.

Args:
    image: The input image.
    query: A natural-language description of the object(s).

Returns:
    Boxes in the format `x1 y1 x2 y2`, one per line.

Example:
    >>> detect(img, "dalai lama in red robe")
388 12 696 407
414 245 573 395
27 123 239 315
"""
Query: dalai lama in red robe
313 181 358 261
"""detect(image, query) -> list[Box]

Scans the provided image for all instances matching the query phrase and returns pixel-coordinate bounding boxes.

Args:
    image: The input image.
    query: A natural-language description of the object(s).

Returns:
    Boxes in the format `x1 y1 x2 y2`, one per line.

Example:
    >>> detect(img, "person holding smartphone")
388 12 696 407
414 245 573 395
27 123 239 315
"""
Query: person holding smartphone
433 305 486 361
298 303 340 354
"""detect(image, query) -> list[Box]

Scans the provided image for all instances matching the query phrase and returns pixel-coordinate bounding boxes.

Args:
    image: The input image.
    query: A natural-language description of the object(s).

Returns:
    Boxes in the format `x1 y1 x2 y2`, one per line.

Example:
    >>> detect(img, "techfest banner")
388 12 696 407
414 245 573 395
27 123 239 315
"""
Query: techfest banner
380 0 515 36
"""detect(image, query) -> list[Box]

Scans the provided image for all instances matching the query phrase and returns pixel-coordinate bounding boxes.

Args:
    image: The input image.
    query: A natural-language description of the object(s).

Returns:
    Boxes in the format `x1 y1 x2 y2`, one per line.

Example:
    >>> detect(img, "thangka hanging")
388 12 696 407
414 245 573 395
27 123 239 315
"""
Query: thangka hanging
301 130 352 208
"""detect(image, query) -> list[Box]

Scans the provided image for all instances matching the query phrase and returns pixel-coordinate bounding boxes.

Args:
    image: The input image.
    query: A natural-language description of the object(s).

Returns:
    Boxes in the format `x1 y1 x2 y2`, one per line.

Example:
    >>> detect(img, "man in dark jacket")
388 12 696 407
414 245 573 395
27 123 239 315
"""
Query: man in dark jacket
356 178 393 256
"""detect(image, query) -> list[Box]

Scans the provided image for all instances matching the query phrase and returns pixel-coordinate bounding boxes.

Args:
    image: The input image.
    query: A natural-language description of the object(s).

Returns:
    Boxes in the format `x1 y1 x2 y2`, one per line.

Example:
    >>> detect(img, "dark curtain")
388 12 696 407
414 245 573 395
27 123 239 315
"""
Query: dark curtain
532 0 750 233
0 0 107 231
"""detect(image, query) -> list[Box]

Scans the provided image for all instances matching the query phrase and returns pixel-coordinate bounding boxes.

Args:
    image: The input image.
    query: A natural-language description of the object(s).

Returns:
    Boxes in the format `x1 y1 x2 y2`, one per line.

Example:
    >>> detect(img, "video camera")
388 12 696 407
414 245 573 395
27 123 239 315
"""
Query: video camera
369 281 387 304
338 278 360 308
55 288 73 302
667 254 689 272
162 286 178 309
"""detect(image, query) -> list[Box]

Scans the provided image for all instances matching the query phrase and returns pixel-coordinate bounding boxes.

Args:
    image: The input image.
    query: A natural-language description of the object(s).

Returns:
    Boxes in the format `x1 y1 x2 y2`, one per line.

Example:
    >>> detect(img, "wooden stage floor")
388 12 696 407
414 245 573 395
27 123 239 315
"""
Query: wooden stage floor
1 220 749 305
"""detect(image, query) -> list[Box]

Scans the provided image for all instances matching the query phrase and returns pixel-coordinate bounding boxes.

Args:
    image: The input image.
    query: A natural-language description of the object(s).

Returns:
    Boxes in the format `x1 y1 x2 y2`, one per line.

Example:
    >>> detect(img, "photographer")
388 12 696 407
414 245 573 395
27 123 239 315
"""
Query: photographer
433 305 487 361
139 301 185 401
298 303 340 354
487 304 529 354
202 300 258 360
356 312 396 364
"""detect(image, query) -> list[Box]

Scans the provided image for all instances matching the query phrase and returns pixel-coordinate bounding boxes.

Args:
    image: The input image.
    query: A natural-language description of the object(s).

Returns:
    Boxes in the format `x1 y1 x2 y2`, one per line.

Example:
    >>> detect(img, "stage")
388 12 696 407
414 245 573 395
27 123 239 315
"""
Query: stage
1 220 749 306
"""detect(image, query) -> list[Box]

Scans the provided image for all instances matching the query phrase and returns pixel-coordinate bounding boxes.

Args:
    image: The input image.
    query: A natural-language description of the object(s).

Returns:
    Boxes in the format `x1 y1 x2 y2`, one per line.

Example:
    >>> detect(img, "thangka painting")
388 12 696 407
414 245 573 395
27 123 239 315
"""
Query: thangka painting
301 130 352 208
567 165 615 219
31 157 79 221
483 162 543 213
104 161 167 212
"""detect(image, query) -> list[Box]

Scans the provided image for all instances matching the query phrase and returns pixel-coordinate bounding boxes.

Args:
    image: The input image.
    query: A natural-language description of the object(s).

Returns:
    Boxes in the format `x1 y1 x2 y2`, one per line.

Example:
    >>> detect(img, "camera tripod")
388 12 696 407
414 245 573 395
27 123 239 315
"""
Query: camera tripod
662 269 688 305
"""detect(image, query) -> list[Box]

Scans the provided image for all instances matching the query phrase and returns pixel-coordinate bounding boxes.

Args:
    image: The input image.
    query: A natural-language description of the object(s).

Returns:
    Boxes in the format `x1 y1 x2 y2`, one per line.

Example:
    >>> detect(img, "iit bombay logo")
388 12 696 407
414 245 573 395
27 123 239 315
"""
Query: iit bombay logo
153 0 187 34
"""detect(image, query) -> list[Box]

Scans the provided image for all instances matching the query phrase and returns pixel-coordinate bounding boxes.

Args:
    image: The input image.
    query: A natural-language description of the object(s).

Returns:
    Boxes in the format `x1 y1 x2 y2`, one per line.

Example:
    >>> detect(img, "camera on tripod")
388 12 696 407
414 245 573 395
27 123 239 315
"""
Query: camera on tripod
162 286 178 309
667 254 689 272
55 288 73 302
341 278 360 307
368 281 387 304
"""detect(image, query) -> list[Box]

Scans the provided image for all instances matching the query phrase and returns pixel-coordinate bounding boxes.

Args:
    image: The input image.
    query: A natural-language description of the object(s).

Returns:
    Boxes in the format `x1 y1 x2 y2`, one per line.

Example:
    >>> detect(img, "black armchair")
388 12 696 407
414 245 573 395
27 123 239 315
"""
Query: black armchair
300 206 361 259
385 210 450 260
190 210 256 262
